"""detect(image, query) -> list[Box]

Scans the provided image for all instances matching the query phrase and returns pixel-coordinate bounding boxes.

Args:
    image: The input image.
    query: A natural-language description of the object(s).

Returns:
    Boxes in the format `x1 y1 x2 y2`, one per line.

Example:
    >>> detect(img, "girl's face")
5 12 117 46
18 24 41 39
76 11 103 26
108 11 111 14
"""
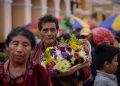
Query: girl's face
105 55 118 74
6 35 32 65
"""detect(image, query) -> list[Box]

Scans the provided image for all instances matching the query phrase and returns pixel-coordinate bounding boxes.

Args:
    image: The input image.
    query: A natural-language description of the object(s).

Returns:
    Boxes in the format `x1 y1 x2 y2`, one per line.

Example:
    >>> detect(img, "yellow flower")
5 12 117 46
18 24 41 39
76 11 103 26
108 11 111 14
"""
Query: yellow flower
68 34 81 51
43 56 54 65
46 47 53 54
45 47 54 63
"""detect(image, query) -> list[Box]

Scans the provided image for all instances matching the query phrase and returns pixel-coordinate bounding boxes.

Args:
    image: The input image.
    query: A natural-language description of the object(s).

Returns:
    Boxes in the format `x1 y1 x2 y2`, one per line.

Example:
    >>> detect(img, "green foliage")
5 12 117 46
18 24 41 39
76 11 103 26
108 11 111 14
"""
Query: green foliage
74 57 84 65
67 55 73 61
60 37 68 44
0 53 8 62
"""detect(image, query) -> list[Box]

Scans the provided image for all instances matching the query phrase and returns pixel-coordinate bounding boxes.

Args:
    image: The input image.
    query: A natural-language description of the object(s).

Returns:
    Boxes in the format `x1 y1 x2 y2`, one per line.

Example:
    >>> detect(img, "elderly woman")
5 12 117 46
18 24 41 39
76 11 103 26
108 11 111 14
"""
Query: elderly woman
0 27 52 86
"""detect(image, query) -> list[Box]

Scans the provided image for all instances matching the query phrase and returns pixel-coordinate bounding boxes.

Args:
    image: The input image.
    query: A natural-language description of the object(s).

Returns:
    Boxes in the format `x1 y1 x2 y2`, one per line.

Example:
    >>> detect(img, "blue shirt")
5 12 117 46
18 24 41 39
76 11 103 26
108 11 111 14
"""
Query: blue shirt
94 70 118 86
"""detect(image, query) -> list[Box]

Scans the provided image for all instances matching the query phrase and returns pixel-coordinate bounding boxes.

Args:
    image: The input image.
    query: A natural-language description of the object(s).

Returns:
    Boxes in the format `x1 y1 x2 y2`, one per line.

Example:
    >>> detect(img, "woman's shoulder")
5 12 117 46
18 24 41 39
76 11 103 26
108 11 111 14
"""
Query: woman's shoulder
32 63 50 80
33 63 45 69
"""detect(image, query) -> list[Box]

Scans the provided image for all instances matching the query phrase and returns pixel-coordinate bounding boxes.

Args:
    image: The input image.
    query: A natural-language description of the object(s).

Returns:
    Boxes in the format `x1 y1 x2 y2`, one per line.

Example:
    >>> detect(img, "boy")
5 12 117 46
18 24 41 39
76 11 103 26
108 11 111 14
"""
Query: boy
93 44 119 86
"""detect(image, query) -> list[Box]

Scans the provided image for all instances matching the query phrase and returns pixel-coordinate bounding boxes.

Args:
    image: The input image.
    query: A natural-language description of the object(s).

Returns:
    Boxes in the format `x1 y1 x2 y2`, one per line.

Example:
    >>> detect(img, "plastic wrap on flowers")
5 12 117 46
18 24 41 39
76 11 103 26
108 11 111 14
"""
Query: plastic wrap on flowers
92 27 116 45
41 35 91 76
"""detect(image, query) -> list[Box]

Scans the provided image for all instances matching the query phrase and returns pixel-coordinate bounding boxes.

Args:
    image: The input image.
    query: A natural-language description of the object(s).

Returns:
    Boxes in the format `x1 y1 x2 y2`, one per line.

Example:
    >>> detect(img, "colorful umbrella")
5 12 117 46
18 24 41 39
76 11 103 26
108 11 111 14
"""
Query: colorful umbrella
58 16 63 24
59 19 68 29
26 17 66 34
99 15 120 31
58 20 66 33
83 19 97 29
26 21 38 33
58 16 74 33
72 17 90 30
92 27 116 45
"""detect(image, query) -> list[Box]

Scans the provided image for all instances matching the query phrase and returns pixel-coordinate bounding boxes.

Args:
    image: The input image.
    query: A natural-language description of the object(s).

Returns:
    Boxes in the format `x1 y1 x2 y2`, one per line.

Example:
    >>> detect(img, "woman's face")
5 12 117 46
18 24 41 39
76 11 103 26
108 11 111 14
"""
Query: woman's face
6 35 32 65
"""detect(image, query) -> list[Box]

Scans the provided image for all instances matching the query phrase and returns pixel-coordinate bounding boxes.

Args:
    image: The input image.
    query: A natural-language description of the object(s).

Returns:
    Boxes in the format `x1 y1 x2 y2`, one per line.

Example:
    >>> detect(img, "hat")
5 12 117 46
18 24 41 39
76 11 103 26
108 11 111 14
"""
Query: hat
80 28 91 36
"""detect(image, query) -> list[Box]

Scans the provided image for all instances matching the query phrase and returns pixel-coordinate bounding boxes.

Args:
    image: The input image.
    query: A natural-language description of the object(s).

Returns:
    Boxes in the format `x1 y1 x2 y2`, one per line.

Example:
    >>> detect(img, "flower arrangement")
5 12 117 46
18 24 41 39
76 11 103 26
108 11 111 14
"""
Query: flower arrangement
41 35 91 76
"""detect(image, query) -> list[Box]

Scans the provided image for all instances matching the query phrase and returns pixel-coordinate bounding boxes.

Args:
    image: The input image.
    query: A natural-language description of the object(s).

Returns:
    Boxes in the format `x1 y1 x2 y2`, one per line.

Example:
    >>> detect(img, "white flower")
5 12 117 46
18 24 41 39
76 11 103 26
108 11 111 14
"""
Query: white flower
56 49 64 60
71 56 75 64
79 49 87 61
54 59 71 72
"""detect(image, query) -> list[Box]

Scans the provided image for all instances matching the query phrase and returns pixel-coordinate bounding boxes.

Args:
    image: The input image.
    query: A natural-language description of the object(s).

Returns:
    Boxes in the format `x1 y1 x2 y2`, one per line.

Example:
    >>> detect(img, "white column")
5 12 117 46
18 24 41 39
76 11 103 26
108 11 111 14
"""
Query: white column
24 0 32 24
41 0 47 16
0 0 12 42
64 0 71 16
54 0 60 18
113 4 120 15
31 0 41 21
12 0 32 28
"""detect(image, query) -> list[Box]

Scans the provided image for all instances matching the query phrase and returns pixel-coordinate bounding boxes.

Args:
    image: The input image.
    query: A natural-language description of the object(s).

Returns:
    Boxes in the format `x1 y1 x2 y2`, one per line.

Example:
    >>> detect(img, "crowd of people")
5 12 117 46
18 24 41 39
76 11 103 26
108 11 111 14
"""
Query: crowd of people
0 15 120 86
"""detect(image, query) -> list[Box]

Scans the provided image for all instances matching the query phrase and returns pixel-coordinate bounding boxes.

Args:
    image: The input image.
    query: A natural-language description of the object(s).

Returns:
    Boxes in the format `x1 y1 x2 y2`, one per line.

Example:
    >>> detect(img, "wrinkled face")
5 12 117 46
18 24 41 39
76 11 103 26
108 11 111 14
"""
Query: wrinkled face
6 35 32 65
106 55 118 74
40 22 58 45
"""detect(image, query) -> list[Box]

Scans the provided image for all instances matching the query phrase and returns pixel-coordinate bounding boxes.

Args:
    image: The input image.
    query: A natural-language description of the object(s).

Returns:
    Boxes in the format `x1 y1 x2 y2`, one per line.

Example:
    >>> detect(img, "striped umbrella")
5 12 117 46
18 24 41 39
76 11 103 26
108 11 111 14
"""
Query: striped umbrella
72 17 90 30
99 15 120 32
26 17 66 33
26 21 38 33
83 19 97 29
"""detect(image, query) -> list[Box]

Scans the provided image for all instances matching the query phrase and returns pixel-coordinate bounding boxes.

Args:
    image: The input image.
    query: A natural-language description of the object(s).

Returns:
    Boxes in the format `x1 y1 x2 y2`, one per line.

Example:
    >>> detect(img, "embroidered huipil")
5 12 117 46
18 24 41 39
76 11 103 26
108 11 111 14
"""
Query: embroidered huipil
0 62 52 86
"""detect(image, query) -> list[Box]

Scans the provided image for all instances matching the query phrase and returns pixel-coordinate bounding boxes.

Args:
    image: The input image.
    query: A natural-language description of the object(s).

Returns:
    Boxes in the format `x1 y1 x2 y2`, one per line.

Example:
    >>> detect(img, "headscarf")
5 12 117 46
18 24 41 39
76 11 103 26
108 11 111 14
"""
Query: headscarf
92 27 116 45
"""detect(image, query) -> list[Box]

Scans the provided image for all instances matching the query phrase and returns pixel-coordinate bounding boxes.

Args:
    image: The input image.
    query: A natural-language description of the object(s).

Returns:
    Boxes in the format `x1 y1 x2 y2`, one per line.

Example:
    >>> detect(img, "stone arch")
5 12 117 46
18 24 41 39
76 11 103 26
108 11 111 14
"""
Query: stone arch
31 0 41 21
47 0 55 16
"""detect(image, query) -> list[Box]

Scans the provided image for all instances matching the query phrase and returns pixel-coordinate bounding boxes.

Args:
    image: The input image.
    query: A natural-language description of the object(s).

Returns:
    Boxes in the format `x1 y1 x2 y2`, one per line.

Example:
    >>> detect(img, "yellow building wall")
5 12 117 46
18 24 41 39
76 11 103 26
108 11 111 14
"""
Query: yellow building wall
0 3 4 42
12 7 26 28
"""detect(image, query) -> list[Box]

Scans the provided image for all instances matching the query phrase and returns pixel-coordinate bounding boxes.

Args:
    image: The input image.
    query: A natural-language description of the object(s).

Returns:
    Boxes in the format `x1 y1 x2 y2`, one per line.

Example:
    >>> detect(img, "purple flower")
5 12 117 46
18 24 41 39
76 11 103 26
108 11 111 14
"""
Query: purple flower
52 51 56 57
65 44 70 48
52 48 57 58
48 68 58 76
52 47 56 52
61 52 69 59
64 44 71 52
